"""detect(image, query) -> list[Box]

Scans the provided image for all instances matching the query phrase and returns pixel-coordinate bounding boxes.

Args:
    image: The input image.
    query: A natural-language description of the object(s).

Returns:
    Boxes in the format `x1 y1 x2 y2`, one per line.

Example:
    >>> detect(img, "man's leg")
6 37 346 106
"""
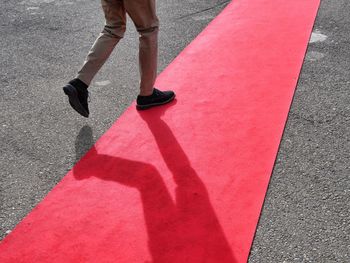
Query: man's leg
64 0 126 117
124 0 159 96
77 0 127 86
125 0 175 110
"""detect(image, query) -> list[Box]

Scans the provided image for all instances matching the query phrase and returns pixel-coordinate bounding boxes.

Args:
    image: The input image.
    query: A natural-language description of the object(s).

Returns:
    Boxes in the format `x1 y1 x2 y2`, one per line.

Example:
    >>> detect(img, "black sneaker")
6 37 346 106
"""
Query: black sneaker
63 79 89 118
136 88 175 110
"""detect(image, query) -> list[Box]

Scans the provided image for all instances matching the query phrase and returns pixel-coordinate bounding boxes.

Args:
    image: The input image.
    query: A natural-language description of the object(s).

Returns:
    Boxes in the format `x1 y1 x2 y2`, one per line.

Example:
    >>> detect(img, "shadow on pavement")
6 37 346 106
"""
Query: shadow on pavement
75 125 94 163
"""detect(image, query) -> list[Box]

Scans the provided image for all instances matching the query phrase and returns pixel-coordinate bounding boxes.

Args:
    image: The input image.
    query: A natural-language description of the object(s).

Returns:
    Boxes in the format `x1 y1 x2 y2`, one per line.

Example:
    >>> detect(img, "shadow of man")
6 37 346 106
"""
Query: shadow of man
75 125 94 164
73 102 236 263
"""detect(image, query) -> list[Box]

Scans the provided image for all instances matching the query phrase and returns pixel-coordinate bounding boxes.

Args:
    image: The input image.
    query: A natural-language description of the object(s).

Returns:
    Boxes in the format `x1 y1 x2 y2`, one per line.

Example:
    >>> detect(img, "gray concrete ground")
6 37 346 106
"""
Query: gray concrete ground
249 1 350 262
0 0 348 262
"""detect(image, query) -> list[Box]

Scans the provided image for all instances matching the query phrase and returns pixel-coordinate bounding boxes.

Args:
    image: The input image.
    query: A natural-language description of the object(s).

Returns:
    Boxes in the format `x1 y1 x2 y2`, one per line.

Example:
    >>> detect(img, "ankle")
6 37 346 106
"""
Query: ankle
139 88 154 97
69 78 88 90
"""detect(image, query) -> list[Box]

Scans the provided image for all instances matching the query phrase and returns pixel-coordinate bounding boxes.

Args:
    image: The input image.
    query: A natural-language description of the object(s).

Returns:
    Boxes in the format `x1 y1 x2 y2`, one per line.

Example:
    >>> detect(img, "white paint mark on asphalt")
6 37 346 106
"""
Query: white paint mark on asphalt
309 31 328 43
27 7 39 10
56 1 74 6
28 0 56 4
192 14 215 21
96 80 111 86
22 0 76 5
305 51 325 61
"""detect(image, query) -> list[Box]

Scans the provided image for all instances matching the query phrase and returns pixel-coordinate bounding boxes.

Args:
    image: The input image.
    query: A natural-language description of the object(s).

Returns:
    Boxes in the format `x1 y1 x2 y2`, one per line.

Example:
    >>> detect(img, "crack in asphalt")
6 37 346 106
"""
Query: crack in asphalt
290 111 340 126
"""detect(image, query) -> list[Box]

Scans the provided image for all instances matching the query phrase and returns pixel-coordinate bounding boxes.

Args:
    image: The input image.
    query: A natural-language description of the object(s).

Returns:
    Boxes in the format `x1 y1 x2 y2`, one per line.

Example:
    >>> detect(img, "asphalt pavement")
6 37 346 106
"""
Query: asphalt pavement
0 0 349 262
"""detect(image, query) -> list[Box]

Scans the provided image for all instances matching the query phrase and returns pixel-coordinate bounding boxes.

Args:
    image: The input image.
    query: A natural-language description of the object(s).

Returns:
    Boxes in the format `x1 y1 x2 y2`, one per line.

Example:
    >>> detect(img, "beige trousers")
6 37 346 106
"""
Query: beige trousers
77 0 159 95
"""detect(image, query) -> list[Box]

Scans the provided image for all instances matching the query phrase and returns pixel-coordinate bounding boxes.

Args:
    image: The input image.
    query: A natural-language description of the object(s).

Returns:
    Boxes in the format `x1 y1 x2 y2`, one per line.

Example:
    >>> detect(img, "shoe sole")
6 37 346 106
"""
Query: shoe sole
136 94 176 111
63 84 89 118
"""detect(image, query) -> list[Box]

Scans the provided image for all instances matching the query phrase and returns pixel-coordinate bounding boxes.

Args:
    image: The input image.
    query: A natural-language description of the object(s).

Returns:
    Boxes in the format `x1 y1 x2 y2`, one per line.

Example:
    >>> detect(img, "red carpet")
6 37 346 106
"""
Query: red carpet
0 0 320 262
